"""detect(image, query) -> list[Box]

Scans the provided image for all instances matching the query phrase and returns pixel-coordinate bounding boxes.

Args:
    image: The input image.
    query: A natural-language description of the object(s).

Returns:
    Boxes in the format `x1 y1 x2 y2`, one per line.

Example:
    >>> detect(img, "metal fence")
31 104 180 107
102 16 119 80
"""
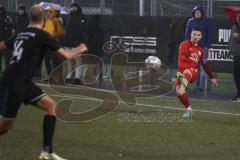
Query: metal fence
1 0 240 17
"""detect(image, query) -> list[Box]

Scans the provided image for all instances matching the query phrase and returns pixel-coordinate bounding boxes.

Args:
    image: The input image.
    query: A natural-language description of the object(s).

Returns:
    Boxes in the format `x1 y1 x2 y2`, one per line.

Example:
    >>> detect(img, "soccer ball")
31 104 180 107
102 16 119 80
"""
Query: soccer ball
145 56 161 70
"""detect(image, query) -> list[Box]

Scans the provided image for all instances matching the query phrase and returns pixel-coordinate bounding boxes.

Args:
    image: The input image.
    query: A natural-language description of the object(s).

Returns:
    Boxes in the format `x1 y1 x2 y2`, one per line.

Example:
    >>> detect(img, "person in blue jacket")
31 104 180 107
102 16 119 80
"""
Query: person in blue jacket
185 5 212 92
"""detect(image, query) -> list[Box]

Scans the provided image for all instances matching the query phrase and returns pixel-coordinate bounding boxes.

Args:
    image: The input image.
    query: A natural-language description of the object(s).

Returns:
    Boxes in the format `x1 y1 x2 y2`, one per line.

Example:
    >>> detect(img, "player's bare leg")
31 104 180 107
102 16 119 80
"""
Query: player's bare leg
36 95 67 160
176 69 193 118
0 117 15 136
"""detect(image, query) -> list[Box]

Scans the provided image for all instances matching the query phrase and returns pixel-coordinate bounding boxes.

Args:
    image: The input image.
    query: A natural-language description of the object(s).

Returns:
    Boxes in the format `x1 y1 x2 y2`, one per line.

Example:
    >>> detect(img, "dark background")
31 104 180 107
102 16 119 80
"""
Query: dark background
85 15 233 73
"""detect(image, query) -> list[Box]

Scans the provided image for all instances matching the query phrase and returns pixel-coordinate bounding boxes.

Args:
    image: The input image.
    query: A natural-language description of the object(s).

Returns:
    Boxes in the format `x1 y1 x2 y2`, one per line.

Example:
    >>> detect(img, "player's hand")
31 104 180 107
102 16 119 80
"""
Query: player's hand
78 43 88 53
211 78 218 87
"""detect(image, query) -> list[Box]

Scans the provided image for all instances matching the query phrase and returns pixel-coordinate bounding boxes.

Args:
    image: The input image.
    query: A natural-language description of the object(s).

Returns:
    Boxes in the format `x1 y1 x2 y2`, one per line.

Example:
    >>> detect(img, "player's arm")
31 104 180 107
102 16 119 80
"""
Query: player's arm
201 61 218 86
199 49 217 86
0 42 8 51
56 43 88 60
42 31 87 59
179 48 190 56
179 42 190 56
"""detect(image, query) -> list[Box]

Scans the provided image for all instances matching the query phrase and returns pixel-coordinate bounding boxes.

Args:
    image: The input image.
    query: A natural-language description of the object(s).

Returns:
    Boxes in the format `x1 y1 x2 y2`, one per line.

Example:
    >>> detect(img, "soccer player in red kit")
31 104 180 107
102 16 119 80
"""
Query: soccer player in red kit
176 26 218 118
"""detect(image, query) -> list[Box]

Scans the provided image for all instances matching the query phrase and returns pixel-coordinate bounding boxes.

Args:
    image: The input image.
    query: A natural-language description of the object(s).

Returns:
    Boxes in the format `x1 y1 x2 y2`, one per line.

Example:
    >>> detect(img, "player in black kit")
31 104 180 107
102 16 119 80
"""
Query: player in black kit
0 5 87 160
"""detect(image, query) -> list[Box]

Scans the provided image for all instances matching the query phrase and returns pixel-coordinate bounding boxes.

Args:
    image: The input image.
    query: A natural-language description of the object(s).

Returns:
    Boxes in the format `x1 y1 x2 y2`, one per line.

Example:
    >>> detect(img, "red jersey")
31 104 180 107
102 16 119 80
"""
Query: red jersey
178 40 205 70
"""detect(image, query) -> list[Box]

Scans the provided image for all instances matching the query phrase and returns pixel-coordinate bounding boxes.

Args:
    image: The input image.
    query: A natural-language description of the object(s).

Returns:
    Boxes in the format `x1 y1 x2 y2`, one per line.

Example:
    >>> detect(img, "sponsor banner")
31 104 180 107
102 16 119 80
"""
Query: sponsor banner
85 16 233 72
208 28 232 62
208 48 233 62
103 36 157 54
207 19 233 72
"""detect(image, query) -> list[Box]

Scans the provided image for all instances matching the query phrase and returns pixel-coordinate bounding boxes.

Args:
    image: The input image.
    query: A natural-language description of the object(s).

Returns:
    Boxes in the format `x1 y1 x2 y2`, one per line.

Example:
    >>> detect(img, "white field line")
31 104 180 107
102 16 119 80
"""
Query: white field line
38 83 233 104
49 93 240 117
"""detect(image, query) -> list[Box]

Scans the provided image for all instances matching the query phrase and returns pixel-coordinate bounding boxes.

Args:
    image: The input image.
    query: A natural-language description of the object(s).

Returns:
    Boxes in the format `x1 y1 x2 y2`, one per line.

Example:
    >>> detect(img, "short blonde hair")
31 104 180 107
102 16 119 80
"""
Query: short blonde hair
29 5 45 23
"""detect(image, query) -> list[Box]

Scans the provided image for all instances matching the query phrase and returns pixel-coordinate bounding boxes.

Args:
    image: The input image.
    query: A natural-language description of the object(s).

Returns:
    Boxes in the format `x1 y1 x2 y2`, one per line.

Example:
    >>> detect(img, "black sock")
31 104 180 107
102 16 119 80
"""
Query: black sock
43 115 56 153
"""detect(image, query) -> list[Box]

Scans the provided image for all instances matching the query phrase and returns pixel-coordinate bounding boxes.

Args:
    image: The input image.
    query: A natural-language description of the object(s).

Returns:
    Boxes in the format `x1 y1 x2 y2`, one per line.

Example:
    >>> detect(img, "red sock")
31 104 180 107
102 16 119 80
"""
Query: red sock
177 93 190 108
183 71 192 82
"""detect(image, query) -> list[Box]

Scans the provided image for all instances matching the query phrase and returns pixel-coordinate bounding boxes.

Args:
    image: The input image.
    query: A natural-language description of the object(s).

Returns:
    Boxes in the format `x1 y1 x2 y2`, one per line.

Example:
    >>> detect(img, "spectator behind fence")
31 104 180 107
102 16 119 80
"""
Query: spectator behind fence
229 13 240 102
0 4 13 74
64 2 88 85
41 6 65 83
15 4 29 34
185 5 212 92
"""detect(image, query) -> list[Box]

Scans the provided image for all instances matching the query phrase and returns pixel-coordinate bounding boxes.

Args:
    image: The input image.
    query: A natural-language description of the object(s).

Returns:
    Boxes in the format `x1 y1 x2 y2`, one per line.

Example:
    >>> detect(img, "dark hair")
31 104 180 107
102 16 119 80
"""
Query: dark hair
18 4 26 10
191 26 203 33
0 4 6 13
70 2 83 15
18 4 27 15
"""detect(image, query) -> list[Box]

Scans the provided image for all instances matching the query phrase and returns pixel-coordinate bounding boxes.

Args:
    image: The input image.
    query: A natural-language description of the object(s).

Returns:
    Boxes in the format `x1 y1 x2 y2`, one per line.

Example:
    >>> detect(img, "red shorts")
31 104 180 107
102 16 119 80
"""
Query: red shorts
175 68 198 86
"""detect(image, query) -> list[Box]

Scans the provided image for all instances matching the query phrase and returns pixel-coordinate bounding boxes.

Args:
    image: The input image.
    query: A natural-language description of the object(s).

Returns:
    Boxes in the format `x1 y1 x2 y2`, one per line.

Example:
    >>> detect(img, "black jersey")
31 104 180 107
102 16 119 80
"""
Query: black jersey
4 27 61 79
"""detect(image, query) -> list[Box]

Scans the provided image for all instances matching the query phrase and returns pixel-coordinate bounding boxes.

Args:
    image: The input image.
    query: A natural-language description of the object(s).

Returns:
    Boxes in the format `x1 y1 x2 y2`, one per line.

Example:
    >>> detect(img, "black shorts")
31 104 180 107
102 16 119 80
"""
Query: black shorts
0 77 46 118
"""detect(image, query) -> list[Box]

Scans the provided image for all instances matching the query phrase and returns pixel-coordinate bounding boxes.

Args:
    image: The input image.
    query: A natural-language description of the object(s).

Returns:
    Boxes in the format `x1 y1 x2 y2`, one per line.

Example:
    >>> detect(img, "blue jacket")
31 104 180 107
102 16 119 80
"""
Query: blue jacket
185 6 212 48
